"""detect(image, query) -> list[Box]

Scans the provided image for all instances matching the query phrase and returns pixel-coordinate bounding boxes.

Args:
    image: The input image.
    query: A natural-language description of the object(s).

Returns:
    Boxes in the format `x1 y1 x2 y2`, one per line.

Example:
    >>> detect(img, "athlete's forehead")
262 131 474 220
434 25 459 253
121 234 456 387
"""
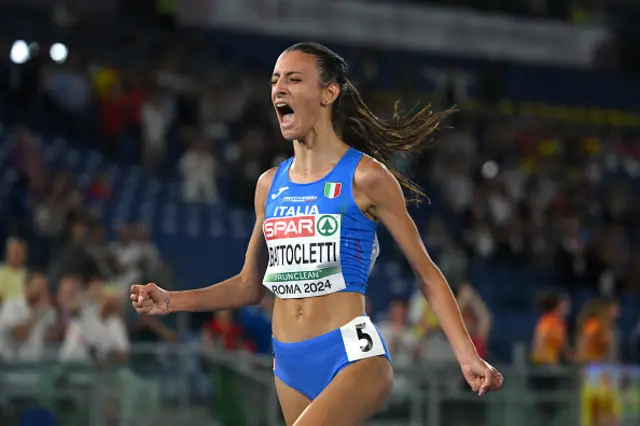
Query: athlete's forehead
272 51 318 77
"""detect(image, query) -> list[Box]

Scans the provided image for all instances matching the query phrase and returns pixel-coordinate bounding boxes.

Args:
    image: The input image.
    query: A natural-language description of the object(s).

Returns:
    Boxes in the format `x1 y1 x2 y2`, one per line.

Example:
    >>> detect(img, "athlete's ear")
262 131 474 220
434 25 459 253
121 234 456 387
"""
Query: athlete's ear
322 82 341 106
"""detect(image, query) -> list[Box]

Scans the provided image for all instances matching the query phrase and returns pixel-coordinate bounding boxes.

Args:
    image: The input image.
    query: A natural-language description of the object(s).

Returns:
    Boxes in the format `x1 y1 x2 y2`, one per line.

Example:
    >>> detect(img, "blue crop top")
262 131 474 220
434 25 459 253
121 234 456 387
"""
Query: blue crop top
262 148 379 299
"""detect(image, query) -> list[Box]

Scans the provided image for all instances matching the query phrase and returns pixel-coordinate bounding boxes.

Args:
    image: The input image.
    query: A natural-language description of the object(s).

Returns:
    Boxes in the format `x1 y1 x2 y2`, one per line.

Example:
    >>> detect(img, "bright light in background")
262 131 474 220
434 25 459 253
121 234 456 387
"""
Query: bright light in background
49 43 68 64
481 160 499 179
10 40 29 64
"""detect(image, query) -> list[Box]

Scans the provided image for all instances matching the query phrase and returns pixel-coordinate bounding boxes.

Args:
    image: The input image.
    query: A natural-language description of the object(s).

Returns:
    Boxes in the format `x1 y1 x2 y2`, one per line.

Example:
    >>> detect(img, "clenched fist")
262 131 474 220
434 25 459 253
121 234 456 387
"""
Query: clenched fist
130 283 170 315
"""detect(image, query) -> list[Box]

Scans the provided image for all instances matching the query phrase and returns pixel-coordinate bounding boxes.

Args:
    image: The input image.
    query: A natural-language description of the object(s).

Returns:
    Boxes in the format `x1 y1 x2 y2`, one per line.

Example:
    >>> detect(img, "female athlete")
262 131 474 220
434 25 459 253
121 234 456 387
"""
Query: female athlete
131 42 504 426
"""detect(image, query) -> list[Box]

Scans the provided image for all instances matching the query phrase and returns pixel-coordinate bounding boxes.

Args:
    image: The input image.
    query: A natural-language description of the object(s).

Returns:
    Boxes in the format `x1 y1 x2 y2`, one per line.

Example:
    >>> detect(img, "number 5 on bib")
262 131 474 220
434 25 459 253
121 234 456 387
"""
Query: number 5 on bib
340 316 386 362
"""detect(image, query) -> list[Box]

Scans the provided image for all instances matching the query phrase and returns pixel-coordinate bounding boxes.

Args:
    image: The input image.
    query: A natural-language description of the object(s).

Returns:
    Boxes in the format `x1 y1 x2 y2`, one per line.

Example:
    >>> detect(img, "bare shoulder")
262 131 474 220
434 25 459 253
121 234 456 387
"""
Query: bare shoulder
352 154 406 218
255 167 279 211
353 154 401 198
257 167 278 193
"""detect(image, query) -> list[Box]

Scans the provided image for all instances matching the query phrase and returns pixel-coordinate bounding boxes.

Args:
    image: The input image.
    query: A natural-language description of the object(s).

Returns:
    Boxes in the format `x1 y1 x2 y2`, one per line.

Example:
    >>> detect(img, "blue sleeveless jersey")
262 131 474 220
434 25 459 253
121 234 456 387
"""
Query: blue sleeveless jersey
262 148 379 299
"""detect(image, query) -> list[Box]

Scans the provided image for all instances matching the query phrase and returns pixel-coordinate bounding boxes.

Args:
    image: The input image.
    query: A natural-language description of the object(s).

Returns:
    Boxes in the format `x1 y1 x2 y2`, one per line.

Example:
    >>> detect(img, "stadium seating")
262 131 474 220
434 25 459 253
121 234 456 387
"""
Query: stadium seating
1 124 638 362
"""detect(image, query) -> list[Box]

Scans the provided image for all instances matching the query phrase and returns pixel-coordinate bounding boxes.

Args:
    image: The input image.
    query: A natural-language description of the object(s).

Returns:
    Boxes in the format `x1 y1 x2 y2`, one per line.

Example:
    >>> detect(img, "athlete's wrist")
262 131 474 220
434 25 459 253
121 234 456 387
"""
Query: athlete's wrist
454 341 480 365
163 289 193 313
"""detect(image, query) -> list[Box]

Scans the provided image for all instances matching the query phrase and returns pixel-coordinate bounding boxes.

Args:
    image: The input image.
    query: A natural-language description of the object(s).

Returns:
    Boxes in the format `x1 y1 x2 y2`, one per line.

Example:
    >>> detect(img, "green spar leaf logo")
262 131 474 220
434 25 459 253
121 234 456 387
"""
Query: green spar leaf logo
317 215 338 237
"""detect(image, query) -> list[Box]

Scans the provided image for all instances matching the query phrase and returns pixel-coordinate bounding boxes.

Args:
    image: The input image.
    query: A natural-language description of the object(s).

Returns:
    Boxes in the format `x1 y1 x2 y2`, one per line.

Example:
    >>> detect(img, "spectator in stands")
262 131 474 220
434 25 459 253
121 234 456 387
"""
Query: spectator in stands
129 313 177 343
86 167 111 204
60 293 129 363
456 283 492 359
109 224 145 291
51 274 82 340
531 290 572 365
91 62 120 101
133 222 161 278
378 300 419 365
179 137 219 205
201 310 253 352
582 225 629 297
123 77 144 141
83 275 105 313
408 294 444 361
141 89 172 174
48 220 94 285
555 214 587 291
99 82 127 160
12 127 44 184
408 281 490 362
377 299 419 399
464 216 496 259
440 283 493 426
530 290 572 424
422 216 450 257
438 158 474 215
85 225 115 279
423 217 469 287
43 54 91 138
0 272 55 361
576 298 621 364
225 128 270 208
487 184 514 227
50 169 83 221
199 84 235 139
31 175 71 267
0 238 27 300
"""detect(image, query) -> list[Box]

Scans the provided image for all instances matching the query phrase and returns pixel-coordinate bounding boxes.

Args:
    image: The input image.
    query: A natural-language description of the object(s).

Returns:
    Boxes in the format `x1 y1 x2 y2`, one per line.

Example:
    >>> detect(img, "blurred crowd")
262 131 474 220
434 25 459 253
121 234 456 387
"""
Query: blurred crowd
422 111 639 297
0 5 638 375
0 228 162 363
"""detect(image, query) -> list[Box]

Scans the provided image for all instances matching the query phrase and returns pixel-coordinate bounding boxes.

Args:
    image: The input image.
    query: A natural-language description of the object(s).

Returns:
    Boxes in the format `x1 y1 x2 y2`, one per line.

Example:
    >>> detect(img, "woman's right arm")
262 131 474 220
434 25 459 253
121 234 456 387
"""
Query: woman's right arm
165 168 275 312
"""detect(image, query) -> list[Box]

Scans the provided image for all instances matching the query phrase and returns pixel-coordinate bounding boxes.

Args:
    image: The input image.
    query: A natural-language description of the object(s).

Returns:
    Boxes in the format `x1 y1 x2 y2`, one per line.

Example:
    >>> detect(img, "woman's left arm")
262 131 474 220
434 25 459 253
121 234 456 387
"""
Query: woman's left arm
356 159 503 394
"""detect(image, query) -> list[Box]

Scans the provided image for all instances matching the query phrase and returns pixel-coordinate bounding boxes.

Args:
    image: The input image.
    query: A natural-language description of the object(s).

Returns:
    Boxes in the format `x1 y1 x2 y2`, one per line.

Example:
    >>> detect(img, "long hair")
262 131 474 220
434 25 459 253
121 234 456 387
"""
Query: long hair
285 42 455 203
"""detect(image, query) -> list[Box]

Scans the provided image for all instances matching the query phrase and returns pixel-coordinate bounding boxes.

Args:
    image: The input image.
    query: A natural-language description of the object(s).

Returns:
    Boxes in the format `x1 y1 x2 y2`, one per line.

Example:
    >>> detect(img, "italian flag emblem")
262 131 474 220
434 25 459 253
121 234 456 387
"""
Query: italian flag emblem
324 182 342 199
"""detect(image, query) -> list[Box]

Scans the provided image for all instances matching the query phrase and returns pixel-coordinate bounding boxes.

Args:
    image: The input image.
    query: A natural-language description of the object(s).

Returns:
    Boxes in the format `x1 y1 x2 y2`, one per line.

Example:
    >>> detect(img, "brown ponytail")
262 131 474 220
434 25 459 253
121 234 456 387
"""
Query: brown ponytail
335 80 454 202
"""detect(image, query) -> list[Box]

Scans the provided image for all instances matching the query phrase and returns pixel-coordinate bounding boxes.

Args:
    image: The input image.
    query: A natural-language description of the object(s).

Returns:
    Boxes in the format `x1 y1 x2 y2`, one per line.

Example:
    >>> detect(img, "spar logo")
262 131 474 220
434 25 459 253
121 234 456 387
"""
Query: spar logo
263 216 315 241
316 215 338 237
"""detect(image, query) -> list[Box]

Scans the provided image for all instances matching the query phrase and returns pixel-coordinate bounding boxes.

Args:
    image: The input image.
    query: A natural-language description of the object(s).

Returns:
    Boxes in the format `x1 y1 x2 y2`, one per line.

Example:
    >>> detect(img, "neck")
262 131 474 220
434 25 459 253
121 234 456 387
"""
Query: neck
292 126 347 176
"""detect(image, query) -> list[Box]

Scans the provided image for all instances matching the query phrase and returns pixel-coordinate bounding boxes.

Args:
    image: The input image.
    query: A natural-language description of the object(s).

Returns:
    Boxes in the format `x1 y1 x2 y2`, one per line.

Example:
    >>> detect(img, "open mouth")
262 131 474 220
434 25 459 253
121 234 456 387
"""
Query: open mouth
275 102 295 126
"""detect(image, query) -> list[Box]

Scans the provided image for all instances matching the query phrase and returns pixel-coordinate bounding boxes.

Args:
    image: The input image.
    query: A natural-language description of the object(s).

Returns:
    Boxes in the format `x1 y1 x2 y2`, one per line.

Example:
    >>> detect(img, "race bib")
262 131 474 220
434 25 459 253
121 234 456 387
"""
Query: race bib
340 316 386 362
262 214 346 298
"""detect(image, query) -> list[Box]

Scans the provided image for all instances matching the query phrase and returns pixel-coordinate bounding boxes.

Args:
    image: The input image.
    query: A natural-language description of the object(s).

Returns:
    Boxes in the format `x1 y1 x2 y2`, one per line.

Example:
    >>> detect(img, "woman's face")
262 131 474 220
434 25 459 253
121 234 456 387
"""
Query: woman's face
271 50 327 141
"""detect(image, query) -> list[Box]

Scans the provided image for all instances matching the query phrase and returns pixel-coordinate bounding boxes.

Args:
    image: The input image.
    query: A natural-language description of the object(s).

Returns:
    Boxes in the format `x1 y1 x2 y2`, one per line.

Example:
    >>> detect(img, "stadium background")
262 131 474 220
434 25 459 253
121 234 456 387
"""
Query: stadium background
0 0 639 425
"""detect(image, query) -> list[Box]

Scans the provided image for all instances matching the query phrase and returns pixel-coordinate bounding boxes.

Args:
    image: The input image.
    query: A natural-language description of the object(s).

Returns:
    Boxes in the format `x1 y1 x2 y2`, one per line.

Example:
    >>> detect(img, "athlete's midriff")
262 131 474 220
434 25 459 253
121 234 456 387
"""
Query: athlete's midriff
272 291 365 342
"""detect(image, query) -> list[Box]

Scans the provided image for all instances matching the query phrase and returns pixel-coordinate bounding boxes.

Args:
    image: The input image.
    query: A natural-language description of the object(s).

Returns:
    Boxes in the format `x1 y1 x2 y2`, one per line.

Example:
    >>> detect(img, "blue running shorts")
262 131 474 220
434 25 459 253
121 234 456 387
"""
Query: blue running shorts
272 315 392 400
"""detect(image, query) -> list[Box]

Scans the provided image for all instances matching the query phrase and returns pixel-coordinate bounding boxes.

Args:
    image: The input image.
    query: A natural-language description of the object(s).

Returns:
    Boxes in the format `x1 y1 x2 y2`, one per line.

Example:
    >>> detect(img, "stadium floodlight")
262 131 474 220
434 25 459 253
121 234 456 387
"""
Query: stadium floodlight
10 40 29 64
50 43 68 64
